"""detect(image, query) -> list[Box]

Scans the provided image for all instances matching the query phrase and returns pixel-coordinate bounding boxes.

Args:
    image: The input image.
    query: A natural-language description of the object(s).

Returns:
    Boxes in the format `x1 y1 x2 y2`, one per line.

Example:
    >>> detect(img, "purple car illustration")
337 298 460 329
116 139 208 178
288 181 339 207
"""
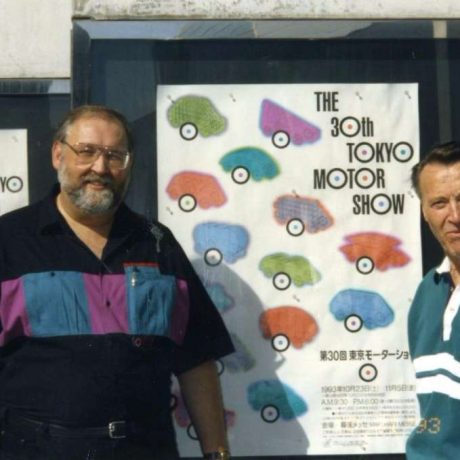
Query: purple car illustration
260 99 321 148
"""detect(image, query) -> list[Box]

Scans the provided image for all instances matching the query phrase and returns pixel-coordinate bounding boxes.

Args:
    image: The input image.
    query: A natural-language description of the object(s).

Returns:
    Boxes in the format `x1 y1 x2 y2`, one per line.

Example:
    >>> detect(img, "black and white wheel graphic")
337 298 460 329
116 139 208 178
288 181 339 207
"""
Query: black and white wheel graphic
359 363 378 382
272 272 291 291
216 359 225 375
344 314 363 333
231 166 250 184
261 404 280 423
204 248 223 266
178 194 197 212
286 218 305 237
356 256 375 275
271 334 290 352
272 130 290 148
180 122 198 140
187 423 198 440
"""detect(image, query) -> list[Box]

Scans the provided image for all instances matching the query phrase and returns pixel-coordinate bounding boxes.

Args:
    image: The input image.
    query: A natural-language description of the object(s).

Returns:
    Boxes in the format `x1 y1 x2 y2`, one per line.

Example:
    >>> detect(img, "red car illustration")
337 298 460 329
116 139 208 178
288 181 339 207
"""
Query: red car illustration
259 306 319 351
339 232 410 274
166 171 227 212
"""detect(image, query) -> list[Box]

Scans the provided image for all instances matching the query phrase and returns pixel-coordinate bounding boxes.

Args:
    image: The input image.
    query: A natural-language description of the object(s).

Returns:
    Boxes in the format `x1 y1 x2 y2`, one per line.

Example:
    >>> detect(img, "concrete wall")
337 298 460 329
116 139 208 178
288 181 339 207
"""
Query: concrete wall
0 0 458 79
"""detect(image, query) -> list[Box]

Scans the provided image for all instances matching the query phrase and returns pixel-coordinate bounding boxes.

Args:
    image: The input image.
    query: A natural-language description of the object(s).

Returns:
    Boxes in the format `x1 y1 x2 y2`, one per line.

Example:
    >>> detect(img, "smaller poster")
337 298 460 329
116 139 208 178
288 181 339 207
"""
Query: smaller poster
0 130 29 214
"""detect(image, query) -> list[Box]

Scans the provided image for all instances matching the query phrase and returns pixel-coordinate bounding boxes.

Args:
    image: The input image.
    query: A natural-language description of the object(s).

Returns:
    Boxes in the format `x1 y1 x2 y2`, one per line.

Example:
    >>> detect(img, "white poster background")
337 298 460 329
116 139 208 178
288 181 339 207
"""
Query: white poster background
0 130 29 214
157 84 422 456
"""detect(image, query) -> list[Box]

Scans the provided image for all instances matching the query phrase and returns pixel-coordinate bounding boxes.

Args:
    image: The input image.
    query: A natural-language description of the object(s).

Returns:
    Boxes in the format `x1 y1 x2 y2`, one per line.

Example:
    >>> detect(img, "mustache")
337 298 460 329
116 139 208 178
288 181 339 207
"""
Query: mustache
80 173 114 186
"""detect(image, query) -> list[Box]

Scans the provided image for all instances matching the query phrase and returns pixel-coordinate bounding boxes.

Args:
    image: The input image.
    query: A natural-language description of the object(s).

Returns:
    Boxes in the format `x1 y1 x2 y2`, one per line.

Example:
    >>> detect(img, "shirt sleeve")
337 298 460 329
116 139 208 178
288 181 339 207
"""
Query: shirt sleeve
157 224 235 375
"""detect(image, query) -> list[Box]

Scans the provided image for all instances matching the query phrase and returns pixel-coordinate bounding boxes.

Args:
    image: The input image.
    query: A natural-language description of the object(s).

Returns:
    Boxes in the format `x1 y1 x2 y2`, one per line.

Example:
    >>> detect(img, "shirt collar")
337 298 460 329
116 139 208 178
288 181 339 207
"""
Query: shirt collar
436 257 451 275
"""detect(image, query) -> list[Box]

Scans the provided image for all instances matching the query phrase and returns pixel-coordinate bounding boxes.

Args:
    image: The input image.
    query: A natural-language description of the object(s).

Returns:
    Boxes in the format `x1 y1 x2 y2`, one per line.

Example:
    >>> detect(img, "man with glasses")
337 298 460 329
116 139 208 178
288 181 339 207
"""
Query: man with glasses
0 105 233 460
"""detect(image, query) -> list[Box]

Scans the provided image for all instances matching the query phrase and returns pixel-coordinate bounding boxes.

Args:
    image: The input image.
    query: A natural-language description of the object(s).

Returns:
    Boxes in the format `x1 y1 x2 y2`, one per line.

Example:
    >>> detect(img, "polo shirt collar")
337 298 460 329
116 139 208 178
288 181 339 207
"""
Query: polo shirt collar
436 257 450 275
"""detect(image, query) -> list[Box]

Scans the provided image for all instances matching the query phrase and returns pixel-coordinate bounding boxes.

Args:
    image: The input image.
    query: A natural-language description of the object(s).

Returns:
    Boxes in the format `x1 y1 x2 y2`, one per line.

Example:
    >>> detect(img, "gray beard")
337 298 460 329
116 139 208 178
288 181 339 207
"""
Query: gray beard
58 167 121 215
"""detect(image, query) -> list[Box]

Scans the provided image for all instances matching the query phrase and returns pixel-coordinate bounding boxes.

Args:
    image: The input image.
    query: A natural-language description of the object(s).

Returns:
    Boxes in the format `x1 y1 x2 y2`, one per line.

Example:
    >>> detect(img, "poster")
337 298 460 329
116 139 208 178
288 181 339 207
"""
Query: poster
156 83 421 456
0 130 29 214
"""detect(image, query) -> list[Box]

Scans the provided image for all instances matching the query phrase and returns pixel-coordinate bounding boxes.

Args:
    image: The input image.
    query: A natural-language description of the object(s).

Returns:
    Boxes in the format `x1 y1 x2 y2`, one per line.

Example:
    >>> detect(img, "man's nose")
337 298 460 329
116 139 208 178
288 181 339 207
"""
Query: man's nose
448 199 460 222
90 151 110 173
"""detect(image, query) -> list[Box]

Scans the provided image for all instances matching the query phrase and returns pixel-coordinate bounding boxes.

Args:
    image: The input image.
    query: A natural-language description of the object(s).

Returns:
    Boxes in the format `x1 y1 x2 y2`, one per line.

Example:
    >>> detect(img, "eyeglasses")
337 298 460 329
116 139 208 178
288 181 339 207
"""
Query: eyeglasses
61 141 130 170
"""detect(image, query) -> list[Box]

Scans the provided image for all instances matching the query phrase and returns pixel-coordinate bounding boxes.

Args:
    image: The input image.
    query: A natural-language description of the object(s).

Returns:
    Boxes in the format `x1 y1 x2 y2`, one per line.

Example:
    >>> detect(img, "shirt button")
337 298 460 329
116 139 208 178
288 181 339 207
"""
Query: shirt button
132 337 142 347
106 300 111 307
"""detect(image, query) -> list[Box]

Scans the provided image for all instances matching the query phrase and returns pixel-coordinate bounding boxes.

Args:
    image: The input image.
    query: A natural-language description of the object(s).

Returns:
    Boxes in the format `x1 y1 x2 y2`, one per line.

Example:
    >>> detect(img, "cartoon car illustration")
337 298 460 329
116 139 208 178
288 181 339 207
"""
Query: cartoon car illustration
259 306 319 351
329 288 394 332
339 232 411 274
193 221 250 265
273 194 334 236
219 147 280 184
260 99 321 148
166 171 227 212
204 282 234 314
221 332 256 373
172 391 236 440
259 253 321 290
167 95 226 140
247 379 308 423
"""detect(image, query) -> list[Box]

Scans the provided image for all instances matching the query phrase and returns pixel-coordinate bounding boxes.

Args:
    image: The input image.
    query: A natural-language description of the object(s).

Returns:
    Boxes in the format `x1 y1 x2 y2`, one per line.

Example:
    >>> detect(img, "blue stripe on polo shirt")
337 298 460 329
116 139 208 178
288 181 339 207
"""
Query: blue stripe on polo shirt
23 271 92 336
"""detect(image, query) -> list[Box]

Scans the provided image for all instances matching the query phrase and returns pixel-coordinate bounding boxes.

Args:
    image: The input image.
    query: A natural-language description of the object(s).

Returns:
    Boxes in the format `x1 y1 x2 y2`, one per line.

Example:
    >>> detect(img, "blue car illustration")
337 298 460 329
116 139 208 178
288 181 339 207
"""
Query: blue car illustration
329 288 394 332
247 379 308 423
219 147 280 184
193 222 250 265
221 333 256 373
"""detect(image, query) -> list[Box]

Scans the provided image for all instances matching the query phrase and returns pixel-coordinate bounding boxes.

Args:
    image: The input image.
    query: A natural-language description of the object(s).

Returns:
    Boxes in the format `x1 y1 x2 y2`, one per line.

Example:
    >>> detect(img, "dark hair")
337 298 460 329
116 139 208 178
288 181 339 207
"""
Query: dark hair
411 141 460 197
53 105 134 152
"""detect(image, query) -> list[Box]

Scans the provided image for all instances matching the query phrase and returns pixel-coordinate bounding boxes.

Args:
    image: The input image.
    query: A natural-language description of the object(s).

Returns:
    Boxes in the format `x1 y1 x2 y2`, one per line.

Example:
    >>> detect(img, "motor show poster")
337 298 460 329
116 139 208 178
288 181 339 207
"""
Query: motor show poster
156 83 422 456
0 130 29 215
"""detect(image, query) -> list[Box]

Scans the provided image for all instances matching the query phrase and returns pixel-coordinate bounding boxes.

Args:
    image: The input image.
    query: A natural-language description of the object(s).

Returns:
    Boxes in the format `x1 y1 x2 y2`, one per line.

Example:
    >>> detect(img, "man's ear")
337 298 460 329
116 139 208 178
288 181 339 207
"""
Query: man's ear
421 202 428 222
51 141 63 171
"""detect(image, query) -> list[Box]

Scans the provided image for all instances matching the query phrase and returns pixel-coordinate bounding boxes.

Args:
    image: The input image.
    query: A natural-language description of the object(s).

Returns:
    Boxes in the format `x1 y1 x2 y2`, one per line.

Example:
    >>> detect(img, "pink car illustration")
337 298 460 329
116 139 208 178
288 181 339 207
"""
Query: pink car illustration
339 232 410 274
260 99 321 148
166 171 227 212
172 391 235 440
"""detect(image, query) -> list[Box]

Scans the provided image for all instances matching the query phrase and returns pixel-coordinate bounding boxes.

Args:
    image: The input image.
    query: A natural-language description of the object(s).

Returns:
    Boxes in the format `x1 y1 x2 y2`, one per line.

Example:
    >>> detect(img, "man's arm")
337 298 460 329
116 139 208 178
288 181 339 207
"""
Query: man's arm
178 359 229 456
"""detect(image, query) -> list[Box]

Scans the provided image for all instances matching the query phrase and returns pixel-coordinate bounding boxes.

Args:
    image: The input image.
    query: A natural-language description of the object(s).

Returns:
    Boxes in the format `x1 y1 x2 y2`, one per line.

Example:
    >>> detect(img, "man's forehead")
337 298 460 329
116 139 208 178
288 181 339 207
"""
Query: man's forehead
67 115 127 140
420 161 460 193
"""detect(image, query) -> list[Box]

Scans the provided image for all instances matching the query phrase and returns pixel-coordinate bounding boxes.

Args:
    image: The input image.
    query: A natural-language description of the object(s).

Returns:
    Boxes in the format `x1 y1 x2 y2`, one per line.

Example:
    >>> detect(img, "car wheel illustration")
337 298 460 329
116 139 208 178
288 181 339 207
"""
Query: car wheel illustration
272 130 290 149
359 363 378 382
180 122 198 141
344 314 363 333
170 394 178 411
231 166 251 184
356 256 375 274
178 193 197 212
187 423 199 440
271 334 290 352
261 404 280 423
204 248 223 266
286 218 305 237
272 272 291 291
216 359 225 375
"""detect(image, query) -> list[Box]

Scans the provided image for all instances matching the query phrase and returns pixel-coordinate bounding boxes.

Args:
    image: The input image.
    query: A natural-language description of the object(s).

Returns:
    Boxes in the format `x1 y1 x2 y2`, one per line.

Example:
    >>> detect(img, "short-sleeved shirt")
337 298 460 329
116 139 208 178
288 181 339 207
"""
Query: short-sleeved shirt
406 258 460 459
0 186 234 431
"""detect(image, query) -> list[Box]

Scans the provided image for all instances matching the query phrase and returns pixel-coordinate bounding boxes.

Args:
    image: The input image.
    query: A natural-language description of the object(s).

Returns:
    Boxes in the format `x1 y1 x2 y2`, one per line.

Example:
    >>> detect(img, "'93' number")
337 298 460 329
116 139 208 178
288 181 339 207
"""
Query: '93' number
416 417 441 434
